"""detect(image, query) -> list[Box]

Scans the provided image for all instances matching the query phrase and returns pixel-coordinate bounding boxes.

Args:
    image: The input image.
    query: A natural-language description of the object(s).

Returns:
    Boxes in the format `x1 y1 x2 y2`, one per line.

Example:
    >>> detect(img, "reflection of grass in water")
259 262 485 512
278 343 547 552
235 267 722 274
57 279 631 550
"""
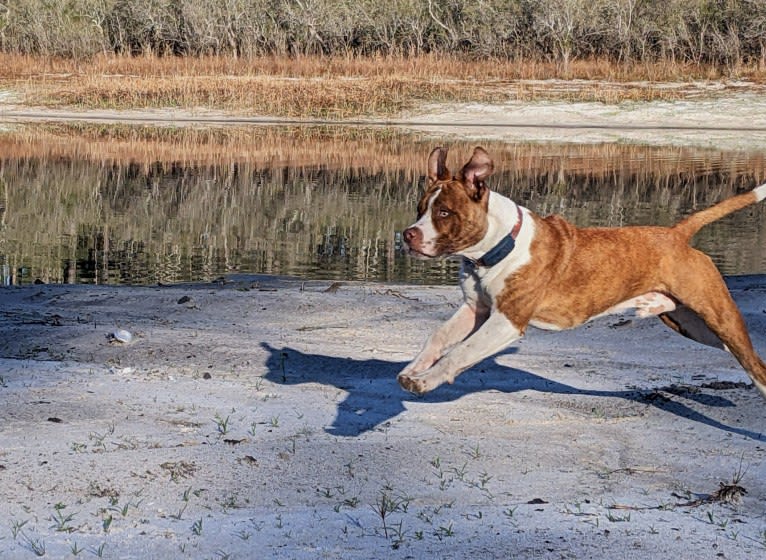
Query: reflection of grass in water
0 126 765 284
6 124 766 182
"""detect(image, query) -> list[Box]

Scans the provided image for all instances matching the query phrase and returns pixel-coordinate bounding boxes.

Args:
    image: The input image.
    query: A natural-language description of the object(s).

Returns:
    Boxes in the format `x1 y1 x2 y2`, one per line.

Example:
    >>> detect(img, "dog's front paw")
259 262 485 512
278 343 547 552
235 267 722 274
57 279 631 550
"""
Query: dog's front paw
397 372 431 395
398 369 450 394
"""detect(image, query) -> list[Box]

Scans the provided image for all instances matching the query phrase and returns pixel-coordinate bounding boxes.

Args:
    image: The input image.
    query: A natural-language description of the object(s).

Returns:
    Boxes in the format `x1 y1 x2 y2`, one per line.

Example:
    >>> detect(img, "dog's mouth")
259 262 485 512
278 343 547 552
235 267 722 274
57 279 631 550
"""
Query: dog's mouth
403 244 436 260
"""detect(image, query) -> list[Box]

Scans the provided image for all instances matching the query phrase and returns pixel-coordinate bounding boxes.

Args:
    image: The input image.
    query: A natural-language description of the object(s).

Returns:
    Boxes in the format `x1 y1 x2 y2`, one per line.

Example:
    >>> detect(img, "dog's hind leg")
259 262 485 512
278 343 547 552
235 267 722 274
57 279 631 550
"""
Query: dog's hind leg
658 305 728 351
667 251 766 399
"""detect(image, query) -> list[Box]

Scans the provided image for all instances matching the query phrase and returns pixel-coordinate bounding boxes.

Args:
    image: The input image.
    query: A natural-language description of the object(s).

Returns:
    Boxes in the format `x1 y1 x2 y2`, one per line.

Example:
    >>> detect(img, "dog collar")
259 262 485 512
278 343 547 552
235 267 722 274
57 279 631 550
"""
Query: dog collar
465 204 524 269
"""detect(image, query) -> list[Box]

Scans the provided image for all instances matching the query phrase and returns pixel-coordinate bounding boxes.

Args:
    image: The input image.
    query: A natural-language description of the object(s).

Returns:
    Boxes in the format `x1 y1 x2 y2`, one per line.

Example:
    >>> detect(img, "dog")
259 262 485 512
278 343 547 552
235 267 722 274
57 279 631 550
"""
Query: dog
398 146 766 399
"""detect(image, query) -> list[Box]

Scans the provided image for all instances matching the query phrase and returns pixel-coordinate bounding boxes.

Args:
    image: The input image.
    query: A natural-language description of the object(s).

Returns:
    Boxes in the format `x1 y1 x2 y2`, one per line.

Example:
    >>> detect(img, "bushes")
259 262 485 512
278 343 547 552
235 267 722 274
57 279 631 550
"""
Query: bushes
0 0 765 69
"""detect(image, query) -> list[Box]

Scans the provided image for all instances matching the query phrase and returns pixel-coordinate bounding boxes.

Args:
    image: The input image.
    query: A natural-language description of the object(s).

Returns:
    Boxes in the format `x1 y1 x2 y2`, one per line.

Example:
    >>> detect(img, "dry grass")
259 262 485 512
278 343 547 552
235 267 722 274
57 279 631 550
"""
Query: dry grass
2 54 764 118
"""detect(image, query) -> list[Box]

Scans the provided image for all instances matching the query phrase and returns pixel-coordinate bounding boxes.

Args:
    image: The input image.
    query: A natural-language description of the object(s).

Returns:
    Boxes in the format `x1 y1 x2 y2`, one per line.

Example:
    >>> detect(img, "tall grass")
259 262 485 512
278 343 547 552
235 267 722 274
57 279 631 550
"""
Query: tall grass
1 0 766 73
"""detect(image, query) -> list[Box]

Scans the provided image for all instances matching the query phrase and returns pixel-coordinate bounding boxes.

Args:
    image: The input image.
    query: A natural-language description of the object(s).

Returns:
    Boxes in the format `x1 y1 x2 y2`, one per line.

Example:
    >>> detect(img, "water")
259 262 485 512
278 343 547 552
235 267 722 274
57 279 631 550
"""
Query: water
1 127 765 285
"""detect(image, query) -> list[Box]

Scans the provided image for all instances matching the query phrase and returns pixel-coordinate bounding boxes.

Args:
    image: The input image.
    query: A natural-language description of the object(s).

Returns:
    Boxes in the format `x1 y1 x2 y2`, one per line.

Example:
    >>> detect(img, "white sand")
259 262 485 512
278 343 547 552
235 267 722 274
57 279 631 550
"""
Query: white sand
1 276 765 559
405 88 766 149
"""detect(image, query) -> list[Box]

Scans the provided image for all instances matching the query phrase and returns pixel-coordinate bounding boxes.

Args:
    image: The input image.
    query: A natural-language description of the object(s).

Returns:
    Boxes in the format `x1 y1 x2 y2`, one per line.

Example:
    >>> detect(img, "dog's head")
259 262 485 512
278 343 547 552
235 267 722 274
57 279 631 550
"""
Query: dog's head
402 146 493 259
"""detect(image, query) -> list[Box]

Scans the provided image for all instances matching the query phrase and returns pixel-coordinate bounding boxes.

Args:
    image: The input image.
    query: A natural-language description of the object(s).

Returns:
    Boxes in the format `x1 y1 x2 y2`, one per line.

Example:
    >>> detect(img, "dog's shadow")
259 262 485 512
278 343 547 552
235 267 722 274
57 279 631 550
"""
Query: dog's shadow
261 342 763 440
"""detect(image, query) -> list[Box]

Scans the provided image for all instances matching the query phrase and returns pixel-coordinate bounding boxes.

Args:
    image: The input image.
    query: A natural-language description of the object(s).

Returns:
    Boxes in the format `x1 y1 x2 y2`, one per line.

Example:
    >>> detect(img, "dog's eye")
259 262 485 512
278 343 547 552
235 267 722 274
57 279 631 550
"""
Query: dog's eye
436 209 452 219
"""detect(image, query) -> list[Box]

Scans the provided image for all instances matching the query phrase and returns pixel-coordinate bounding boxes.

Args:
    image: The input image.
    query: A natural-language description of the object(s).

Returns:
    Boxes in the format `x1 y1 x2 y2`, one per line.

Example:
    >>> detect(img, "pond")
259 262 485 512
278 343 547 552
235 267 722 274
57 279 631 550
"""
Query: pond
1 126 765 286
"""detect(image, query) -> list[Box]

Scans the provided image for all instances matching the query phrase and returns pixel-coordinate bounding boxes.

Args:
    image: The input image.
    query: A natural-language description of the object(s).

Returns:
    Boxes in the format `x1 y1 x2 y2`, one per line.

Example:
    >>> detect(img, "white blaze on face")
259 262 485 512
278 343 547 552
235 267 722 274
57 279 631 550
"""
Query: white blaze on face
410 189 441 256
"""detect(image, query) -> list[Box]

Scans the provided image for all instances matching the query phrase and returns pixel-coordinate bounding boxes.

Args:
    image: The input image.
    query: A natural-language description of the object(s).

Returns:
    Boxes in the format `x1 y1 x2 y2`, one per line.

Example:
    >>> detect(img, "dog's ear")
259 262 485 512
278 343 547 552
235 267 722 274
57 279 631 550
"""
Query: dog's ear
459 147 494 202
427 147 450 185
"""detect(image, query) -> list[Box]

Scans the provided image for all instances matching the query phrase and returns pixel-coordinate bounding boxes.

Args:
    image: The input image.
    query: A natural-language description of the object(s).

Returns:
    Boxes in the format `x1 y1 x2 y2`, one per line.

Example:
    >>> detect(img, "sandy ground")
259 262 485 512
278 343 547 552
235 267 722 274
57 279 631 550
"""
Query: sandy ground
1 275 765 559
406 93 766 149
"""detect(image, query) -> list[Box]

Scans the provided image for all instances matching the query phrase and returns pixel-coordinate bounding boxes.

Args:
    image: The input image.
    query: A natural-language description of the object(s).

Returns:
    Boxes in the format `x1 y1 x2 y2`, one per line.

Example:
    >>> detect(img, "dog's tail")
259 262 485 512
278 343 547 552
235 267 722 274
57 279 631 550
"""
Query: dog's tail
674 182 766 241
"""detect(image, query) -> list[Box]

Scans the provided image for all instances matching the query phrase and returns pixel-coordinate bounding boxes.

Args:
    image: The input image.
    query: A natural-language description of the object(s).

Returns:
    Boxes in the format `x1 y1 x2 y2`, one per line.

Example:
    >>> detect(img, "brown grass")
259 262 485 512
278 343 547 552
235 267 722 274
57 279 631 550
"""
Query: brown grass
2 54 764 118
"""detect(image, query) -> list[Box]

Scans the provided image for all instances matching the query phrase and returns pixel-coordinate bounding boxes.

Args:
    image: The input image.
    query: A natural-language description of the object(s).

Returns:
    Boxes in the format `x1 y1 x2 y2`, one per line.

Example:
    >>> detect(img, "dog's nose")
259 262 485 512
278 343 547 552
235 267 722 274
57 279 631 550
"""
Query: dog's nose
402 227 421 245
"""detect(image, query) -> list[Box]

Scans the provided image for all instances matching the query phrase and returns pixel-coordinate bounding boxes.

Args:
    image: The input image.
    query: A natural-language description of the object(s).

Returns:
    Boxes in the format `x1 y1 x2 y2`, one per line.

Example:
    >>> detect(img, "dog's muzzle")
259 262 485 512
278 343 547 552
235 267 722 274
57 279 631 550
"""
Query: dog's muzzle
402 226 431 258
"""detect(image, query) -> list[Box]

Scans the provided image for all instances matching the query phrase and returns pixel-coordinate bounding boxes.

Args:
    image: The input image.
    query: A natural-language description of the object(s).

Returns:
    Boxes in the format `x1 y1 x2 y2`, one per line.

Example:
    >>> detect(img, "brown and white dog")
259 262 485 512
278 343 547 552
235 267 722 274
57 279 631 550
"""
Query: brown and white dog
398 146 766 399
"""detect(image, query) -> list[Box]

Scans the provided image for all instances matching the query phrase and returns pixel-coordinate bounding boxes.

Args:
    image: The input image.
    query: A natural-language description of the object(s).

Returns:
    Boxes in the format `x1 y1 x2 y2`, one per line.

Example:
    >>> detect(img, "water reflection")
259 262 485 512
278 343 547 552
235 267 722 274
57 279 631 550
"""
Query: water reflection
0 127 765 285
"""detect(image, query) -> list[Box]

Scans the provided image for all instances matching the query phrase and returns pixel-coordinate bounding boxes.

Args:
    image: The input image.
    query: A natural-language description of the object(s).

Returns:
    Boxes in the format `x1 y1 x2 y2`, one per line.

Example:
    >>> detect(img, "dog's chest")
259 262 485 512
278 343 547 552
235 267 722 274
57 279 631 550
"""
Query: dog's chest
459 234 534 308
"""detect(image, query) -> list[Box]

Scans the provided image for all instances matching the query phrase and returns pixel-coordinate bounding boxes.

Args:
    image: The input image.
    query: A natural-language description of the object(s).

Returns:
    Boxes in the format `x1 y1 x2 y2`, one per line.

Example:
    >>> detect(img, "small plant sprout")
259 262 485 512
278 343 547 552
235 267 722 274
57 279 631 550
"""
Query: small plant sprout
435 522 455 539
390 520 407 550
288 434 298 454
371 488 409 540
606 510 631 523
10 518 29 539
172 502 188 520
333 496 359 513
70 442 87 453
70 541 84 555
344 458 356 478
451 462 469 482
191 518 203 536
22 532 46 557
50 502 77 533
341 496 360 510
503 506 518 519
88 423 116 452
213 413 231 435
108 495 142 517
220 494 240 512
478 471 492 488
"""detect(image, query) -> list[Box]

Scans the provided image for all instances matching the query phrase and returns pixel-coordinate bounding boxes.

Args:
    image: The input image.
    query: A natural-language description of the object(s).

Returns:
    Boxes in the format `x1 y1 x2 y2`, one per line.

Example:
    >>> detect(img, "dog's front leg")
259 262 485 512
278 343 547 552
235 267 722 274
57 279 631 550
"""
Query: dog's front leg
397 302 488 382
398 312 522 394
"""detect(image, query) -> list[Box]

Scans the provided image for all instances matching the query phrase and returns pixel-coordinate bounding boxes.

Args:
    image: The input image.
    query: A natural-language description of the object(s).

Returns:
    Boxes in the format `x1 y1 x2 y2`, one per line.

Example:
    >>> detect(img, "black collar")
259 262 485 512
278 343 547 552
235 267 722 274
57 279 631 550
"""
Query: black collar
465 204 524 269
